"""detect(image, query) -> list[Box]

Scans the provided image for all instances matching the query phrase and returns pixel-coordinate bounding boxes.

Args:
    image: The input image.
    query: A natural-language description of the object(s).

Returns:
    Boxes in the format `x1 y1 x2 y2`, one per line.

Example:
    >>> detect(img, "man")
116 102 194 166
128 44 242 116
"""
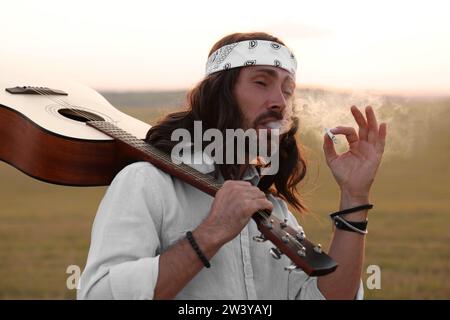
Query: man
77 32 387 300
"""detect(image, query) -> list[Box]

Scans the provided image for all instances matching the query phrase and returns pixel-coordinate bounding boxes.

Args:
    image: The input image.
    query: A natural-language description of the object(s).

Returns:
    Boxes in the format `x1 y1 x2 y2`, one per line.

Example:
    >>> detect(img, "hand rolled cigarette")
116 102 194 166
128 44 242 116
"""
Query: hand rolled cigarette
325 128 338 144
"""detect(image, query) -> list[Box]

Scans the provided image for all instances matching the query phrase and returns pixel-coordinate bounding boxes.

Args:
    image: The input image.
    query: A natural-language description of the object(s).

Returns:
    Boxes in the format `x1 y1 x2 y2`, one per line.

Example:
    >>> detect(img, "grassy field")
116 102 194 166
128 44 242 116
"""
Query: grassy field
0 90 449 299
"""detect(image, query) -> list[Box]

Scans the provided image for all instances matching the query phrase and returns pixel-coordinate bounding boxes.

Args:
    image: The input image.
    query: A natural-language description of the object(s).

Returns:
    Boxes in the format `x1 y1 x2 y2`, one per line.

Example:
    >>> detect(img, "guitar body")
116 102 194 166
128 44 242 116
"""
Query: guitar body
0 73 151 186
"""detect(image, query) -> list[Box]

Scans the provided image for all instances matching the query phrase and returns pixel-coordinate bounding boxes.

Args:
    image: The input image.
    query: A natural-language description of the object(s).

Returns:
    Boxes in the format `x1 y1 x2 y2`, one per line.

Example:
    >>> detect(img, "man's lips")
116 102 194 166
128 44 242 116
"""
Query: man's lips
264 121 283 129
258 117 281 126
256 120 283 130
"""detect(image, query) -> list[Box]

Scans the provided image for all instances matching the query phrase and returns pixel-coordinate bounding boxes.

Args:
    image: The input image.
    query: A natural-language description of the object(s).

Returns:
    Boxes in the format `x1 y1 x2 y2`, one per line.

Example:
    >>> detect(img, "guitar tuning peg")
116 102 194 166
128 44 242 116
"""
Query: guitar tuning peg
264 219 273 230
295 226 305 241
269 247 283 260
284 264 298 272
297 244 306 257
280 218 288 228
314 244 322 254
281 234 290 243
295 232 305 241
252 233 267 242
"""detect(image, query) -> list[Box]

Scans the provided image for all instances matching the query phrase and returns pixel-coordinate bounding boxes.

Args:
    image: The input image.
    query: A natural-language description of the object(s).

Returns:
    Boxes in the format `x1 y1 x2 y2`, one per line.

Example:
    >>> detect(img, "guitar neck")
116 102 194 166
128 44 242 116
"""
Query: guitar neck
87 120 222 197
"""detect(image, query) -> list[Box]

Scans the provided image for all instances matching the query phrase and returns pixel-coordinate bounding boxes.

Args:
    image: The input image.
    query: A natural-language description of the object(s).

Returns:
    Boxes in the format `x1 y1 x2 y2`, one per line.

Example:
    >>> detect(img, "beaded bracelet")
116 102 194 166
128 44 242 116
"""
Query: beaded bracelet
186 231 211 268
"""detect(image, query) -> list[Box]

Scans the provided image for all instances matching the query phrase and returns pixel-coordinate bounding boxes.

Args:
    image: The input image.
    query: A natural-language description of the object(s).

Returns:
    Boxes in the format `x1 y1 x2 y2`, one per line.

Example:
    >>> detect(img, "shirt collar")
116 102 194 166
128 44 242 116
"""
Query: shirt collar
176 150 261 186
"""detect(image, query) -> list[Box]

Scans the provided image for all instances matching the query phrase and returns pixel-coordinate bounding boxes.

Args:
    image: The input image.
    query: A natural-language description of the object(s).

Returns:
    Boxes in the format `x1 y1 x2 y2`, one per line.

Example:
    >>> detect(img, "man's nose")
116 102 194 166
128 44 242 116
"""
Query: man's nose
267 87 287 113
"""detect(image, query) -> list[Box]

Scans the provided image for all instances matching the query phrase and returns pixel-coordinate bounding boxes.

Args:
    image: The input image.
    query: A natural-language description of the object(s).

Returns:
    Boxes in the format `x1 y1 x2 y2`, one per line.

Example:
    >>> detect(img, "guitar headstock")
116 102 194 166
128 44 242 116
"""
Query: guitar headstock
252 210 338 276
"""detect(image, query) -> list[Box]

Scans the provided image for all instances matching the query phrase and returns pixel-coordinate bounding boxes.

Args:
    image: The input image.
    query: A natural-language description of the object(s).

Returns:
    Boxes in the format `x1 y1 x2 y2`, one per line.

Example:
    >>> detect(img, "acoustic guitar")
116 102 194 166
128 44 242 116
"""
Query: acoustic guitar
0 73 338 276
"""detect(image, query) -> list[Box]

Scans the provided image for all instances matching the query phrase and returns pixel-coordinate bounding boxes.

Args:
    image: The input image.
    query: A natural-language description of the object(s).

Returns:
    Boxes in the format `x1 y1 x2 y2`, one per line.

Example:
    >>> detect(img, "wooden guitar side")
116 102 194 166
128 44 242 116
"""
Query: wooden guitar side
0 104 137 186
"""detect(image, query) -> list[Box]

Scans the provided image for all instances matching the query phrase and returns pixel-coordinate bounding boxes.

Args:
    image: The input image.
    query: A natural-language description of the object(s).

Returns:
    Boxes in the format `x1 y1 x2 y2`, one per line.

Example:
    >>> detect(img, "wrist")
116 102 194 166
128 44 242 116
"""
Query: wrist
339 190 370 221
194 221 226 256
340 188 369 202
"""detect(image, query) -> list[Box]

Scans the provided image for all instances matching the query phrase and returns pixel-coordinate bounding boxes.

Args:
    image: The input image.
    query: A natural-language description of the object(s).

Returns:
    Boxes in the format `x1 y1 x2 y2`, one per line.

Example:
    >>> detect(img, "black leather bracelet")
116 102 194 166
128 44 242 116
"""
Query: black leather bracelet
332 215 368 235
330 204 373 218
186 231 211 268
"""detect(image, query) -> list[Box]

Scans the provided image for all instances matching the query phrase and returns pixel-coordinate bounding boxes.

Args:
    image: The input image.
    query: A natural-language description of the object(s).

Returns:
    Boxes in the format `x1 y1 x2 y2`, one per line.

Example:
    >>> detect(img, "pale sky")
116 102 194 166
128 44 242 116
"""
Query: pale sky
1 0 450 95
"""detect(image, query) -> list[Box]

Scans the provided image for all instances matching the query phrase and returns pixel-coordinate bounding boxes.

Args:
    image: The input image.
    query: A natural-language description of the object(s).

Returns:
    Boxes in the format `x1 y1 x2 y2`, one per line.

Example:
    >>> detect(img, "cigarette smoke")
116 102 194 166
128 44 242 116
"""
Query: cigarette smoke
293 89 435 161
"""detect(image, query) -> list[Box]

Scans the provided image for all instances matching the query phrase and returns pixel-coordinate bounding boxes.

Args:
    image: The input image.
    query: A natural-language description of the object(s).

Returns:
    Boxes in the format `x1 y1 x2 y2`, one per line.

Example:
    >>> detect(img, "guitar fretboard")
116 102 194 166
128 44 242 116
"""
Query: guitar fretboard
87 120 223 196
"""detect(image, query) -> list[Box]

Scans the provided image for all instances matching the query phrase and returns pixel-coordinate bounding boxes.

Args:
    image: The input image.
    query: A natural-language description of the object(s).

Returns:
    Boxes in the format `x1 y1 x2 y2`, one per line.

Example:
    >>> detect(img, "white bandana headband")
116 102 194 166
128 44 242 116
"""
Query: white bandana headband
205 40 297 77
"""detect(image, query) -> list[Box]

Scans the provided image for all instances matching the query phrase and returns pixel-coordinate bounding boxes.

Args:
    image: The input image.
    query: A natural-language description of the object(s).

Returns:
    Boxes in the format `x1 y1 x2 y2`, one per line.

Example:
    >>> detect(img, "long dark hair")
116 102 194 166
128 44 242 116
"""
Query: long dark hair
146 32 309 213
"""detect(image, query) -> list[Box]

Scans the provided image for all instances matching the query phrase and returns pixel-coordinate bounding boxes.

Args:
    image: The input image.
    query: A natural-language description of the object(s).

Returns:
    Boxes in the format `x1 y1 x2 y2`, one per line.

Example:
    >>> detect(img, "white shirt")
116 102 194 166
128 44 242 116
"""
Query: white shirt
77 161 363 300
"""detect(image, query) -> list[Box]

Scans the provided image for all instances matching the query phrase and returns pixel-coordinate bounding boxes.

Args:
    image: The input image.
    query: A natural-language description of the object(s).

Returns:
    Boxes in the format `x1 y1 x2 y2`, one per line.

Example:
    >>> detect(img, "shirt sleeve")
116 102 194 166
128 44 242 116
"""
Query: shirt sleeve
77 162 166 300
288 272 364 300
274 197 364 300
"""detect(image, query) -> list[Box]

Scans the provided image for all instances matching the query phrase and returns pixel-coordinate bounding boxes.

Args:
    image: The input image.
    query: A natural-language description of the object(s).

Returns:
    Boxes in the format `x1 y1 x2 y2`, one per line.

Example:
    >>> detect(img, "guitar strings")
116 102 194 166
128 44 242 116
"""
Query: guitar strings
27 88 312 247
29 89 238 189
32 88 99 122
30 89 254 199
29 89 239 186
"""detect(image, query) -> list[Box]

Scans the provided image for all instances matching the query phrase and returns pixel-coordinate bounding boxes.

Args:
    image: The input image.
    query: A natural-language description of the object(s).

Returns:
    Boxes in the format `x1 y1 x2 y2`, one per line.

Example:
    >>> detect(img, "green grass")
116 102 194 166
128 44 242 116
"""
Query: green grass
0 92 449 299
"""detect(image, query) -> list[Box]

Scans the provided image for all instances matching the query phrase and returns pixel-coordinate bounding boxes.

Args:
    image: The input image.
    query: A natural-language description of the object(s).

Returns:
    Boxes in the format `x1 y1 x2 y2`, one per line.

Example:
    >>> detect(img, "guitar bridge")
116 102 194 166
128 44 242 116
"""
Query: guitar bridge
5 86 68 96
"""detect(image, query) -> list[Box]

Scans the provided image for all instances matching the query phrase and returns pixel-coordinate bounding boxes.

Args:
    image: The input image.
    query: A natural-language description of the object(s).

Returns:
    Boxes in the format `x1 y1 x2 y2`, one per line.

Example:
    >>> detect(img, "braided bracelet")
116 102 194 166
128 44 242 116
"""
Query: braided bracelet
186 231 211 268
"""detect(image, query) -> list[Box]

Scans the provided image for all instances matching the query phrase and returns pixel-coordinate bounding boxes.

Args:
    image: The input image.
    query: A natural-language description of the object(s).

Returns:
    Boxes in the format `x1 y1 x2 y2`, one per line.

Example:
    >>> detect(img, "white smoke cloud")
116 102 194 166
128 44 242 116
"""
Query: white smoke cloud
294 89 433 161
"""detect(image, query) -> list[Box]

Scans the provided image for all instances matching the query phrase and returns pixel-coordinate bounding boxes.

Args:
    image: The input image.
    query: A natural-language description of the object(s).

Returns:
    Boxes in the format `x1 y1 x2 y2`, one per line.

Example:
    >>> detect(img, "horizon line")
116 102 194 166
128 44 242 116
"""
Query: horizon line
95 85 450 99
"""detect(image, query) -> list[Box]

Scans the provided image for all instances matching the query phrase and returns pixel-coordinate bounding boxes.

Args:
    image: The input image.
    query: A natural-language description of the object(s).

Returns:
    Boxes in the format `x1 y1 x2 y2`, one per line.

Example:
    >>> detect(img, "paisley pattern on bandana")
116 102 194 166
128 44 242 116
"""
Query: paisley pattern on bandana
249 40 258 49
206 42 239 74
270 42 281 50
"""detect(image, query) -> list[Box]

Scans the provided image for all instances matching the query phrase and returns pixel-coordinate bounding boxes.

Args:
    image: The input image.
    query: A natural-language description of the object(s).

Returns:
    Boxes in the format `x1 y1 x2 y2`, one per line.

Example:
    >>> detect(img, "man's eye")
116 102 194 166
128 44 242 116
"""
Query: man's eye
255 81 267 87
283 91 293 97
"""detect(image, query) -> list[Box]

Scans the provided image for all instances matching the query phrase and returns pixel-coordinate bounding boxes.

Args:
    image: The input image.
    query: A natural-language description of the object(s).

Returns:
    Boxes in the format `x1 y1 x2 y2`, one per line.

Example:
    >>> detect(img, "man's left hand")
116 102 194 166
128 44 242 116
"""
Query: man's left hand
323 105 387 197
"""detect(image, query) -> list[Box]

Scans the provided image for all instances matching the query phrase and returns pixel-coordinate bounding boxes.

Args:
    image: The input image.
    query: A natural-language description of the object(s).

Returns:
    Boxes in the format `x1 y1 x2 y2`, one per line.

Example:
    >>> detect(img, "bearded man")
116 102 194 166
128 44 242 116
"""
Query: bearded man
78 32 387 300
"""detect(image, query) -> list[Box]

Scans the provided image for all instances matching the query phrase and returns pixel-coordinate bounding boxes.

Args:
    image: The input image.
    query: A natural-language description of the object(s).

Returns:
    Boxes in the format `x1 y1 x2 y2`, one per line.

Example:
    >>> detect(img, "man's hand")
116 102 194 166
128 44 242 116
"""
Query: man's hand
154 180 272 299
201 180 273 245
323 105 387 198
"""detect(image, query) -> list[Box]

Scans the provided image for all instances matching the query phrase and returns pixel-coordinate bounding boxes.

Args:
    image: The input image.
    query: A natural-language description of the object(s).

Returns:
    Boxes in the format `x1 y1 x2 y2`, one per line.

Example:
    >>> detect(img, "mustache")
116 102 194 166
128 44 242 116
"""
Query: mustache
253 110 283 127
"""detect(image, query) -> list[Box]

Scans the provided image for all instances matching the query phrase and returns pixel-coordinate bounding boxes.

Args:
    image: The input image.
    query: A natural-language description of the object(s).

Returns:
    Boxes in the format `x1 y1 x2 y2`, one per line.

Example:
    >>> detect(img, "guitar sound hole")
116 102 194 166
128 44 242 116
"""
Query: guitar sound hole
58 108 105 122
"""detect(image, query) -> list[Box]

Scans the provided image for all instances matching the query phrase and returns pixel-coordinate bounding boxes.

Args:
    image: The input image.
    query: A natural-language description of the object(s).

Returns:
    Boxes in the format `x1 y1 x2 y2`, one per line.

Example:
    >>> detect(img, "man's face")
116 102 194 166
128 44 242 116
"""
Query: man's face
234 66 296 131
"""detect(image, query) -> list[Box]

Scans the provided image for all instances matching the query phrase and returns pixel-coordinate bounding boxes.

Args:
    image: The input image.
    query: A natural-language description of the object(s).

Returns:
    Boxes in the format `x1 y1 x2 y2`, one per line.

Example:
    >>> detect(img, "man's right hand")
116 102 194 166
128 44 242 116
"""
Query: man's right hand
154 180 273 299
199 180 274 245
